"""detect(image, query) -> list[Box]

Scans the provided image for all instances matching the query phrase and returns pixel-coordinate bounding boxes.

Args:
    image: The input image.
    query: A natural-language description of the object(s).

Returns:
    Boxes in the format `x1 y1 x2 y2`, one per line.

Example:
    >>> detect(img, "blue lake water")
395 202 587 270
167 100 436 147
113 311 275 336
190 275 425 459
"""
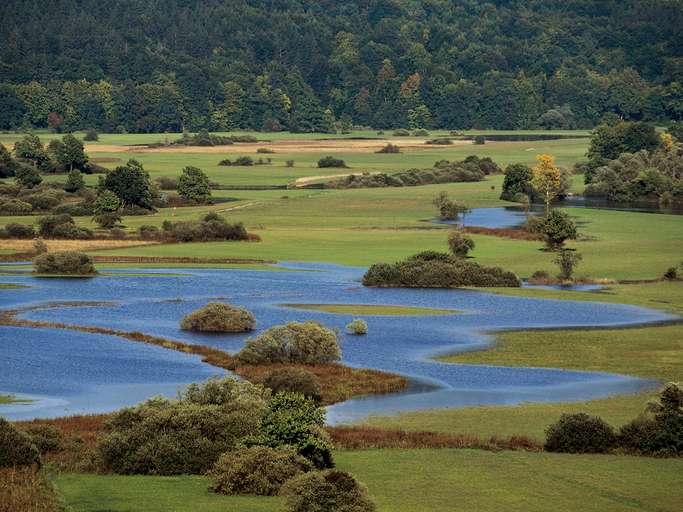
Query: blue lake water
0 264 676 423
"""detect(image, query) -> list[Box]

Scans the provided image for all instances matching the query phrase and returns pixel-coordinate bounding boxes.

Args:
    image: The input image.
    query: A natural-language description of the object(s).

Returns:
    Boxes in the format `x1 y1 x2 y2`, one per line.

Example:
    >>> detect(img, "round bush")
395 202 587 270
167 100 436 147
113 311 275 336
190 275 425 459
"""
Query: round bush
237 321 341 365
180 302 255 333
263 368 322 402
0 418 40 467
447 229 475 258
22 424 63 454
280 470 376 512
33 251 97 275
346 319 368 335
209 446 312 496
544 413 617 453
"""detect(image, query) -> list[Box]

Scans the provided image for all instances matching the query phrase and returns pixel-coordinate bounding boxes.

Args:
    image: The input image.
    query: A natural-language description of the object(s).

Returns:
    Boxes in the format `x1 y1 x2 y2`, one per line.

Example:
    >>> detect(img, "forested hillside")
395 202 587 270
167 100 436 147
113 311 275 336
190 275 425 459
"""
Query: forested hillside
1 0 682 132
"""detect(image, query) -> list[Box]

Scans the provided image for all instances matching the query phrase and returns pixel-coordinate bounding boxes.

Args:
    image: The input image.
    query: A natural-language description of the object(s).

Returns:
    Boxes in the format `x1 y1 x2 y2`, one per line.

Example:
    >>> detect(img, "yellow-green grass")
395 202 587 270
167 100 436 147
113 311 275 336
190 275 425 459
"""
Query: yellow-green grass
0 283 28 289
54 449 683 512
0 393 31 404
363 281 683 440
281 303 460 316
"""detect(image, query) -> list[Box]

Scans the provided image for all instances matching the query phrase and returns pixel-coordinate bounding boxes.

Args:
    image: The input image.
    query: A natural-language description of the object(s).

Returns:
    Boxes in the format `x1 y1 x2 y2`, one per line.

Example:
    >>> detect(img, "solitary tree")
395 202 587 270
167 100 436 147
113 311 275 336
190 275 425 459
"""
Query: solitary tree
178 166 211 203
554 250 582 281
532 154 561 212
541 209 577 250
101 160 153 209
58 134 88 171
14 134 49 168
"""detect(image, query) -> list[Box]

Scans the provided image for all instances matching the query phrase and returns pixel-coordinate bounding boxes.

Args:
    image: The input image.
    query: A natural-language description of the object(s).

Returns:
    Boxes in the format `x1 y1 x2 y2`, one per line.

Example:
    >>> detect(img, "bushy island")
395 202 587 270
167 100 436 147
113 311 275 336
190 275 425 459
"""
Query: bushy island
33 250 97 275
363 251 520 288
180 302 255 333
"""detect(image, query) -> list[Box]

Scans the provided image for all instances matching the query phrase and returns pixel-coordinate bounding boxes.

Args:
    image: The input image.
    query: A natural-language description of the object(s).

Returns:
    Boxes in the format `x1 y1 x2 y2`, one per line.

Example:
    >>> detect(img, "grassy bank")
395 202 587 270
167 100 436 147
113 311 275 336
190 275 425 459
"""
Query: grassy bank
54 449 683 512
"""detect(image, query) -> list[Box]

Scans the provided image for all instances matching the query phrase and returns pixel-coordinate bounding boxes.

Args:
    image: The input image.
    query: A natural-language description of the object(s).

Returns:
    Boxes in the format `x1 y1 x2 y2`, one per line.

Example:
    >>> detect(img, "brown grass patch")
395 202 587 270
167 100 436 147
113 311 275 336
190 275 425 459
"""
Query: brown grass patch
327 426 541 451
0 466 61 512
0 239 159 253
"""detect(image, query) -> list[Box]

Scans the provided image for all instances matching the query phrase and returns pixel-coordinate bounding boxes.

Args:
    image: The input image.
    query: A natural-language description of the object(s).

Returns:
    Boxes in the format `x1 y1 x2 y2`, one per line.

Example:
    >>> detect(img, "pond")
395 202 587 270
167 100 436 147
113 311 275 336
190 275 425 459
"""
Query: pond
0 264 676 423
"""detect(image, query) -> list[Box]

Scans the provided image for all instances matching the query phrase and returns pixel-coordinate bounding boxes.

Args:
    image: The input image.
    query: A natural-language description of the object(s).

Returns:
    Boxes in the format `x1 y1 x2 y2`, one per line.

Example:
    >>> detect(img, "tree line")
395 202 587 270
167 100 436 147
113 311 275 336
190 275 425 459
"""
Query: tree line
1 0 682 133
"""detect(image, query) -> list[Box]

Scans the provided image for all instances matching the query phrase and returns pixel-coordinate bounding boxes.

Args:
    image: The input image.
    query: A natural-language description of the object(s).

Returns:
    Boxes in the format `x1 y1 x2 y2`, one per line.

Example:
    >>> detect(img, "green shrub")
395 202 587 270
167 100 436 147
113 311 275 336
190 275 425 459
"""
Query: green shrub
209 446 312 496
447 228 475 258
375 143 400 153
473 135 486 144
0 222 35 239
245 392 333 469
180 302 255 333
318 156 348 168
23 191 61 210
237 321 341 365
664 267 678 280
346 319 368 335
0 198 33 214
152 214 249 243
412 129 430 136
280 470 376 512
53 202 93 216
544 413 617 453
97 377 269 475
218 156 253 166
22 424 63 454
392 129 410 136
500 163 534 201
539 209 577 250
425 138 453 145
138 224 161 240
33 250 97 275
0 418 40 467
263 368 322 402
554 250 582 280
83 128 99 141
37 213 93 239
155 176 178 190
363 252 520 288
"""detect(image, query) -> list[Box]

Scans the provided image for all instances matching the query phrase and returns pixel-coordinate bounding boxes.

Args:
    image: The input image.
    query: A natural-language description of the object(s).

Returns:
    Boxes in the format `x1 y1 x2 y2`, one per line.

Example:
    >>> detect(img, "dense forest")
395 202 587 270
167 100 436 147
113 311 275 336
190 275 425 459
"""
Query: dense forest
1 0 682 132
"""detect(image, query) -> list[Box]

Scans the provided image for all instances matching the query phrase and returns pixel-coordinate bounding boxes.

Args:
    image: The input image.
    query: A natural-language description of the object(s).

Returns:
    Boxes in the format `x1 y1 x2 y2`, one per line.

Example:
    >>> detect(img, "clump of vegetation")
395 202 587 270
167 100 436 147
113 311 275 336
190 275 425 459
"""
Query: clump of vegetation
618 382 683 456
167 129 235 147
155 176 178 190
586 121 662 172
317 156 348 168
97 378 270 475
237 321 341 365
392 129 410 136
363 252 520 288
473 135 486 145
663 267 678 280
180 302 255 333
139 213 251 243
433 191 467 221
375 143 400 153
280 470 376 512
22 424 63 454
37 213 94 239
0 222 35 239
263 368 322 402
346 319 368 335
209 446 312 496
177 166 211 204
554 250 582 280
0 418 40 467
412 129 430 136
92 190 122 229
219 156 254 166
33 251 97 275
425 138 453 145
545 413 617 454
447 228 475 257
257 147 275 154
245 392 334 469
83 128 99 141
538 209 578 250
100 159 154 210
500 163 533 201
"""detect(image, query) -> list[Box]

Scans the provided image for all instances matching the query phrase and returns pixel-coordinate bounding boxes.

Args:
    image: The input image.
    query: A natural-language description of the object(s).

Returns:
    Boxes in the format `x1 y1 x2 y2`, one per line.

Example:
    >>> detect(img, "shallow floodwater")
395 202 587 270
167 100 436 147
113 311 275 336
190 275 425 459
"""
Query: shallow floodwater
0 264 676 423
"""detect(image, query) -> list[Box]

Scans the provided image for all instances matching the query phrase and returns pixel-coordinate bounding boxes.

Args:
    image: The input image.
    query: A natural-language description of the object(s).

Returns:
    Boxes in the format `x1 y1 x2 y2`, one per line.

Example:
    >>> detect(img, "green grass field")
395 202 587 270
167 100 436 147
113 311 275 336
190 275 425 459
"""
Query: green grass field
55 449 683 512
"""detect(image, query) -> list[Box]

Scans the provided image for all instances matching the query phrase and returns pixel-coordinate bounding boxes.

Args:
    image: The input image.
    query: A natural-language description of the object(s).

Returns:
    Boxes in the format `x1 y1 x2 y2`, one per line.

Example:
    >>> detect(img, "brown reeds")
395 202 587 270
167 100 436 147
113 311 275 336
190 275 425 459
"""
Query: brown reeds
0 466 61 512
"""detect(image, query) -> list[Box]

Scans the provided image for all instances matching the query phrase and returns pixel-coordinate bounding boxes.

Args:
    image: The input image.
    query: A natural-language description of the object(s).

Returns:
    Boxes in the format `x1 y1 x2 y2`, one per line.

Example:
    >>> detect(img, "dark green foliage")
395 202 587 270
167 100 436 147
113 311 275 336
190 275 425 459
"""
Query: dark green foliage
0 143 22 178
545 413 617 454
375 143 400 153
263 368 322 402
0 222 35 239
170 130 234 147
0 418 40 467
425 138 453 145
447 228 475 258
83 128 98 141
245 392 334 469
618 383 683 456
237 321 341 366
149 213 249 243
209 446 312 496
38 214 93 239
93 211 122 229
539 210 578 250
363 252 521 288
668 123 683 141
22 424 63 454
0 198 33 214
64 169 85 192
586 122 662 170
57 134 88 171
318 156 348 168
180 302 255 333
155 176 178 190
177 166 211 203
392 129 410 136
22 190 62 210
664 267 678 280
219 156 254 166
53 203 93 216
281 470 376 512
13 135 51 170
14 165 42 189
473 135 486 145
500 163 534 201
33 251 97 274
97 378 270 475
100 159 153 209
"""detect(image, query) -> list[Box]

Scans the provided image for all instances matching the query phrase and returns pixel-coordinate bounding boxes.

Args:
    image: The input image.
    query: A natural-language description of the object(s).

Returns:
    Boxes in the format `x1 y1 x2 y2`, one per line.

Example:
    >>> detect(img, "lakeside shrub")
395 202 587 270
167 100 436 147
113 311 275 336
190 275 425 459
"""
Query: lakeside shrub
97 377 269 475
447 228 475 257
500 163 534 201
544 413 617 453
554 250 582 280
0 222 35 239
237 321 341 365
346 319 368 335
209 446 312 496
245 392 333 469
22 424 63 454
33 251 97 275
180 302 255 333
263 368 322 402
375 143 400 153
473 135 486 144
280 470 376 512
318 156 348 168
139 213 249 243
363 252 520 288
0 418 40 467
